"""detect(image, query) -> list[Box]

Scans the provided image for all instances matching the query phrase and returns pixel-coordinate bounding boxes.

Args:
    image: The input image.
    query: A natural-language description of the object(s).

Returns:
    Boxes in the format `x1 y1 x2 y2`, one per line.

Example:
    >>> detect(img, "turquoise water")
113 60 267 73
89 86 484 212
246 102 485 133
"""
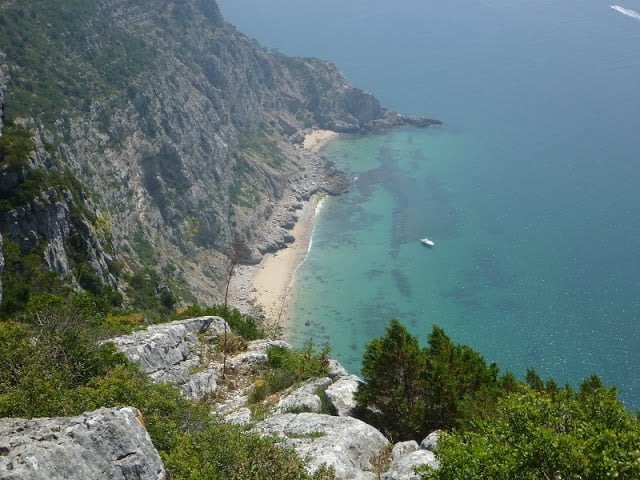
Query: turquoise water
219 0 640 407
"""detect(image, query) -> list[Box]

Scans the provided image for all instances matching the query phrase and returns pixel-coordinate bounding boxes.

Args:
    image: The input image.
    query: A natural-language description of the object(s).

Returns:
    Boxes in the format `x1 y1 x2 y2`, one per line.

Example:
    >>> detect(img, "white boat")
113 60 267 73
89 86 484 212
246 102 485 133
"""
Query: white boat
420 237 435 247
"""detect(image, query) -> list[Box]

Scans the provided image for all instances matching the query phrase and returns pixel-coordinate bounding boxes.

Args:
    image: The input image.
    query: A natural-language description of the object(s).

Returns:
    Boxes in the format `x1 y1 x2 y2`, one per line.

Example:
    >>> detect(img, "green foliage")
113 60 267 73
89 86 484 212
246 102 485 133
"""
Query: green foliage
422 325 501 431
124 269 175 316
0 0 155 126
0 315 127 418
248 342 330 404
356 320 505 442
356 319 426 440
176 304 264 341
165 420 333 480
265 341 330 391
422 381 640 480
0 296 335 480
0 122 35 170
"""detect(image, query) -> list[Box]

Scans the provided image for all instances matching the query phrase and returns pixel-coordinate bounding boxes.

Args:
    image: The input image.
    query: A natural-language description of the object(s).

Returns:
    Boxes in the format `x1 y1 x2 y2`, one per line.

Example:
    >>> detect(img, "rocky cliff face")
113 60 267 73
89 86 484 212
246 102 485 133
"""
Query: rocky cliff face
0 0 439 303
0 407 166 479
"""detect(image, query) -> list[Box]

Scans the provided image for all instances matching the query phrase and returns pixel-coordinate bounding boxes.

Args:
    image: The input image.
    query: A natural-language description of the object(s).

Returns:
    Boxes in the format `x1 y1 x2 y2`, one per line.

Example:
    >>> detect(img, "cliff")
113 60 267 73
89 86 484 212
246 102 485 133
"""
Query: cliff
0 0 439 305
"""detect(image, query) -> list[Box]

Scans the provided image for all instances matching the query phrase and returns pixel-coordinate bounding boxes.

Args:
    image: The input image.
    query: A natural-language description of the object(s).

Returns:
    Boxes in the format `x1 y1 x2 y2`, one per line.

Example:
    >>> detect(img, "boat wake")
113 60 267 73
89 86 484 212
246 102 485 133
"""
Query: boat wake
611 5 640 22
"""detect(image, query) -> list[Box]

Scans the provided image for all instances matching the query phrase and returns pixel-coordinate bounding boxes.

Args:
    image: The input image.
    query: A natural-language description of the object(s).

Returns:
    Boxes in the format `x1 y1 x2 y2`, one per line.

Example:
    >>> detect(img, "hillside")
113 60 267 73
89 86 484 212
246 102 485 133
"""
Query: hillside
0 0 438 309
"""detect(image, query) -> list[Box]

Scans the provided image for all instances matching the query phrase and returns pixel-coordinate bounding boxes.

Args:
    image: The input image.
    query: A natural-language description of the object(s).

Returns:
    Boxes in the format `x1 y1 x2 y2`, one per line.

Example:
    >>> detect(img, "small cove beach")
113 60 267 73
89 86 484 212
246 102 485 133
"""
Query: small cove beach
228 130 339 332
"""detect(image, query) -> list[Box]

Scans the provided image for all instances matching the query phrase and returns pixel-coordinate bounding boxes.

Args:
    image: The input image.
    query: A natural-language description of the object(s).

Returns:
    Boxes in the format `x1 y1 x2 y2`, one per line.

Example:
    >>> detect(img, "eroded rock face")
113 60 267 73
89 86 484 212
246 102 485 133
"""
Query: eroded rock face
254 412 390 480
0 407 166 480
275 377 333 414
326 374 363 417
382 436 440 480
110 316 228 399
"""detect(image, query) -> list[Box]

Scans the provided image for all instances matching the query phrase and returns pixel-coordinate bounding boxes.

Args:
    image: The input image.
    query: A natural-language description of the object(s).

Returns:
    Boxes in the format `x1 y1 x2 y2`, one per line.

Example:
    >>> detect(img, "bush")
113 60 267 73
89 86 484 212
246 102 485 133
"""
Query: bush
422 380 640 480
175 304 264 340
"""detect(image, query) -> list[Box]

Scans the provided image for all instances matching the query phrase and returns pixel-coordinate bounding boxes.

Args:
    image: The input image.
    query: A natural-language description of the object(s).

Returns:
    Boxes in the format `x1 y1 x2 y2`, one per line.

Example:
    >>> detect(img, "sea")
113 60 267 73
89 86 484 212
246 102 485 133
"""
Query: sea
218 0 640 408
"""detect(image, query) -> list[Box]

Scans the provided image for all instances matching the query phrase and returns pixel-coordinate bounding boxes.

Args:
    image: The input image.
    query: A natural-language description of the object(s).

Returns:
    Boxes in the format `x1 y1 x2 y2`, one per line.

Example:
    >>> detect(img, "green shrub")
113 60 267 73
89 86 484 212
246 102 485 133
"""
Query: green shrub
0 122 35 170
422 380 640 480
175 304 264 341
246 341 330 404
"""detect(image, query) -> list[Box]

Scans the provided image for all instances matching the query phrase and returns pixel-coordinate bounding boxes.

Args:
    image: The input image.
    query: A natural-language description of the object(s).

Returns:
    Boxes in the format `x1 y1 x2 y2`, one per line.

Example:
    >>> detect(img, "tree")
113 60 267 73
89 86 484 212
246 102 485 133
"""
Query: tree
356 321 507 442
356 319 426 441
222 236 248 377
422 326 501 430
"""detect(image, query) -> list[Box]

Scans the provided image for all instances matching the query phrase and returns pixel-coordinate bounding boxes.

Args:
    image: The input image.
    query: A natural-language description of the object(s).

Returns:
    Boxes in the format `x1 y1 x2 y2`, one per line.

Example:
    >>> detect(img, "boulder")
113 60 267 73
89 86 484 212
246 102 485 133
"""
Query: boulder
325 374 362 416
327 359 350 378
420 430 441 452
391 441 419 459
381 450 439 480
227 339 291 373
381 437 440 479
275 377 333 414
254 412 390 480
0 407 166 480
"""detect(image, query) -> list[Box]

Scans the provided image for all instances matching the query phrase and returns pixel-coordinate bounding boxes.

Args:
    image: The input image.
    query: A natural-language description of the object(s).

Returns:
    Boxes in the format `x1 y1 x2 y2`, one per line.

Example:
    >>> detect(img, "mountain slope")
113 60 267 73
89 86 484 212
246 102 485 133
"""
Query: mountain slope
0 0 438 307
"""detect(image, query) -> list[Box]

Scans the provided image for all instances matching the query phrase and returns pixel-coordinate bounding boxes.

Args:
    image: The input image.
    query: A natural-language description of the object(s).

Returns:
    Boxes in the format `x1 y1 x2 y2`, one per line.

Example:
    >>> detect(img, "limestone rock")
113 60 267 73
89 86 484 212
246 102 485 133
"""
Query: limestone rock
326 374 363 417
110 316 228 399
391 441 419 460
382 437 441 479
381 450 439 480
420 430 441 452
0 407 166 480
224 408 253 425
327 358 350 378
275 377 333 414
181 370 218 400
227 338 291 374
254 412 390 480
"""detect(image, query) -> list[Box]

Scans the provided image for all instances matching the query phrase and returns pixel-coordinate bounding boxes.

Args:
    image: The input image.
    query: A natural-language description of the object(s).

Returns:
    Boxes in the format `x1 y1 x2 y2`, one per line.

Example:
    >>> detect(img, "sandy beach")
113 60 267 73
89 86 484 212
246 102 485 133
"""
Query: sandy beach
228 129 337 333
303 129 339 153
250 194 322 328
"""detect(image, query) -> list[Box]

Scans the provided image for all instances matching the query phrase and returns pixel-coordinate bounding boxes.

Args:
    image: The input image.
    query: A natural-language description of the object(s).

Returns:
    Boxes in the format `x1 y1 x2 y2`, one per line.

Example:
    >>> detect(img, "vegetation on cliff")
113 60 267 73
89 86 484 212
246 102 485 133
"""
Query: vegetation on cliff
0 301 334 479
356 320 640 479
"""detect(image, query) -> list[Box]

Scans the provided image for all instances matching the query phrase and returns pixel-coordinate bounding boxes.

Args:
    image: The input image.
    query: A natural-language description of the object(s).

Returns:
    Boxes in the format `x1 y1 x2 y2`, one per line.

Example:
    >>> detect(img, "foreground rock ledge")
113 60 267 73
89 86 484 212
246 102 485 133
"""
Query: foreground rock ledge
0 407 166 480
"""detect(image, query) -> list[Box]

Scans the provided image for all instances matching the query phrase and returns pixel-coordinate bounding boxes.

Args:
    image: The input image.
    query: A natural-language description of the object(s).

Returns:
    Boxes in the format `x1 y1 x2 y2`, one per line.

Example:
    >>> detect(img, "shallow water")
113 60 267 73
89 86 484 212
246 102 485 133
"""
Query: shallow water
220 0 640 408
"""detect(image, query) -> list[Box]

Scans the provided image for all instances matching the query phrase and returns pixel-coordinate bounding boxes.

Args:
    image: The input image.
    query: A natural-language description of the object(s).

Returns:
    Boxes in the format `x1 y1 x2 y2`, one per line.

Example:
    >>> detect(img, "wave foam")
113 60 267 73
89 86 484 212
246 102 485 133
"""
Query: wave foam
611 5 640 22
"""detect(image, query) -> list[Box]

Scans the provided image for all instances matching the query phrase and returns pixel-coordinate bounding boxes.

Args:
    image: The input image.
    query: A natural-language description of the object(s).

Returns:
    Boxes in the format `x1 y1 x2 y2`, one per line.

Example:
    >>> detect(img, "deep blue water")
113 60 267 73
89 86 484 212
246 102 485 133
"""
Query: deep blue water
219 0 640 408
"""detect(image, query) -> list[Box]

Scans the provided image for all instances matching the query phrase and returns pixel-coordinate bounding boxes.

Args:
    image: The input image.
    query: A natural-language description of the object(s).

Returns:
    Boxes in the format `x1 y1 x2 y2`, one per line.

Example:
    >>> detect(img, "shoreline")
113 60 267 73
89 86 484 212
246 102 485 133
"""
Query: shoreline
249 194 322 332
228 129 338 336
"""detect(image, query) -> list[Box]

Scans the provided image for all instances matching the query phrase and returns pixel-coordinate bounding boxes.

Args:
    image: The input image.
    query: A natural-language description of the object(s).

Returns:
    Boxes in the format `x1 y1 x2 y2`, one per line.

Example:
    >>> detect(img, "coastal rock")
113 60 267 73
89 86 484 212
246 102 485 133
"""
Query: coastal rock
254 412 390 480
391 441 420 459
325 374 363 417
110 316 228 398
275 377 333 414
381 437 440 479
0 407 166 480
224 407 253 425
227 338 291 374
420 430 441 452
181 370 218 401
327 359 350 378
381 449 439 480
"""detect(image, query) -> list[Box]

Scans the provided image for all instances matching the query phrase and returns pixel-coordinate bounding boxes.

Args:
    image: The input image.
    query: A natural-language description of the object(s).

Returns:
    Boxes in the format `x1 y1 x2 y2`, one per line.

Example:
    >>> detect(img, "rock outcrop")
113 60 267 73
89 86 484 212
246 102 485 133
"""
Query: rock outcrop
110 316 228 399
326 374 363 417
254 412 390 480
0 317 442 479
275 377 333 414
0 407 166 480
382 439 439 480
